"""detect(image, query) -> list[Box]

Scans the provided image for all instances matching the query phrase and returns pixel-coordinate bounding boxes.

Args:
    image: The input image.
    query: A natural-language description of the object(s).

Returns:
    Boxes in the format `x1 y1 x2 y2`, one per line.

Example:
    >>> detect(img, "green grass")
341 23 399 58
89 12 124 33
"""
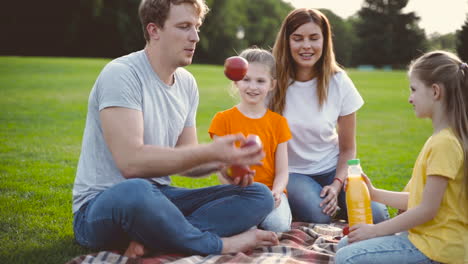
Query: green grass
0 57 432 263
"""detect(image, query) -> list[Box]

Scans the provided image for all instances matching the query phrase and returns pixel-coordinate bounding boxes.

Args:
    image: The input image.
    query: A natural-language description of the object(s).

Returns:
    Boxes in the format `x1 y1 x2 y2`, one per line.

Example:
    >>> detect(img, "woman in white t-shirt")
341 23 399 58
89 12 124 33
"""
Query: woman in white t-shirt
269 8 389 224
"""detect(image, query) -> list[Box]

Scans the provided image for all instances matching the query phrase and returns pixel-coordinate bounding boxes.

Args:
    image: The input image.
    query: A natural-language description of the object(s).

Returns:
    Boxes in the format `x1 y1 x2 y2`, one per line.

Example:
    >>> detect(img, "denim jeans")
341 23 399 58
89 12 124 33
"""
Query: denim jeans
335 232 440 264
259 193 292 232
73 179 274 255
287 171 389 223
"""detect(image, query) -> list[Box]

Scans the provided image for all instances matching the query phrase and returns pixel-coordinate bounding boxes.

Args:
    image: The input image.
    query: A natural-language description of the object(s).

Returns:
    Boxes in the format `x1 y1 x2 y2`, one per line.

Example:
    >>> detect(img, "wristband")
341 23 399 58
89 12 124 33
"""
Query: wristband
333 177 344 186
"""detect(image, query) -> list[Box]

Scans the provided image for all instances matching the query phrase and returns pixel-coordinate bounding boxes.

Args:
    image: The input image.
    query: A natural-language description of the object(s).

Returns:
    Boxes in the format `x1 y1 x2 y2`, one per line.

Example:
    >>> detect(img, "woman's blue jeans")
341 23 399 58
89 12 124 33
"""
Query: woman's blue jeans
335 232 440 263
287 171 389 223
73 179 274 255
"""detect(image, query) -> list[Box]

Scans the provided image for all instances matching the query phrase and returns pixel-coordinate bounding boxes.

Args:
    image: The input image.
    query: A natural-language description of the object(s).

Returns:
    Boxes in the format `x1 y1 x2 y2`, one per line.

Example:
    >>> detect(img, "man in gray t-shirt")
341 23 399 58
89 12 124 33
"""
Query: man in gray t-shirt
72 0 278 257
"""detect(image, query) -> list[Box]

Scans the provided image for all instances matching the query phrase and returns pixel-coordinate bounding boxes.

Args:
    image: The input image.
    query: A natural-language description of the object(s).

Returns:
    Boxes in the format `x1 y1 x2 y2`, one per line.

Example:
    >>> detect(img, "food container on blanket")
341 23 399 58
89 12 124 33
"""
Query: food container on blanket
312 224 343 237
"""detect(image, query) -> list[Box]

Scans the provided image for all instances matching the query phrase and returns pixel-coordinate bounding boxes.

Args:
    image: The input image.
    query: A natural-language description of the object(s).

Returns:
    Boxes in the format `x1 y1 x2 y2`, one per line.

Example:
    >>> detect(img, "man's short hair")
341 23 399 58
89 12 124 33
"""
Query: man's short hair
139 0 209 41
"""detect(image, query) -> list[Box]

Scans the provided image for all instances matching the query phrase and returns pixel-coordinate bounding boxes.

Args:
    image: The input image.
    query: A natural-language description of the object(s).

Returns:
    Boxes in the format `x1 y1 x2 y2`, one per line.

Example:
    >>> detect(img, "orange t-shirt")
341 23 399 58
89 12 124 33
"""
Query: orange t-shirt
208 107 292 191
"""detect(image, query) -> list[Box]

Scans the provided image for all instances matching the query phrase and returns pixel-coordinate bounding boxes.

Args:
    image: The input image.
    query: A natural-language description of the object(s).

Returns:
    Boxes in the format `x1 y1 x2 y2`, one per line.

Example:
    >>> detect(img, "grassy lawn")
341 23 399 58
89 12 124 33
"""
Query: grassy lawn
0 57 432 263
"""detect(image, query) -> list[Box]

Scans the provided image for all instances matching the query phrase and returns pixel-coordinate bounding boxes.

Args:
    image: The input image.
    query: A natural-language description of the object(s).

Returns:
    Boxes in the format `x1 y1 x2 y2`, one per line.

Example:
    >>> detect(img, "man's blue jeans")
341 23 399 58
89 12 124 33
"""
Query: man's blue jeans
73 179 274 255
335 232 440 263
287 171 389 223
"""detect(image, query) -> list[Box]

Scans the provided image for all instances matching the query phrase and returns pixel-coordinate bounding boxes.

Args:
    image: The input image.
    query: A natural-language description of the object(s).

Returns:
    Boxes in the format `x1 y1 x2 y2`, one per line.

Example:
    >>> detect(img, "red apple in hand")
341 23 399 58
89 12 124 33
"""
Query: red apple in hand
226 165 250 179
224 56 248 81
243 134 262 147
227 135 262 179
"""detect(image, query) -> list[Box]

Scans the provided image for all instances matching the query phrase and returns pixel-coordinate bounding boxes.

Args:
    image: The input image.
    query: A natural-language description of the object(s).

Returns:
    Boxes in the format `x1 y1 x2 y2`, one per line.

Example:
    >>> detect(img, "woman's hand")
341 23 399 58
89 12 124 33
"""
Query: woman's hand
319 184 340 216
348 223 378 243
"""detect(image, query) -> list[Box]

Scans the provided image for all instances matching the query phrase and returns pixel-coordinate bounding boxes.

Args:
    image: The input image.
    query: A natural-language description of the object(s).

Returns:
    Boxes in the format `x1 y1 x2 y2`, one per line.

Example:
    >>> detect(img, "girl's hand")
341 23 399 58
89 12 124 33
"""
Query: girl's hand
348 224 378 243
360 172 376 198
272 191 281 208
319 184 340 216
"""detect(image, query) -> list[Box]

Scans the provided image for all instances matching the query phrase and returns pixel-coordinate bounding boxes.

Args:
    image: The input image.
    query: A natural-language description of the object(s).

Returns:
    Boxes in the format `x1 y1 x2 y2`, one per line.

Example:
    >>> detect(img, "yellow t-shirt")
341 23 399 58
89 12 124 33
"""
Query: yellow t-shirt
208 107 292 191
407 128 468 264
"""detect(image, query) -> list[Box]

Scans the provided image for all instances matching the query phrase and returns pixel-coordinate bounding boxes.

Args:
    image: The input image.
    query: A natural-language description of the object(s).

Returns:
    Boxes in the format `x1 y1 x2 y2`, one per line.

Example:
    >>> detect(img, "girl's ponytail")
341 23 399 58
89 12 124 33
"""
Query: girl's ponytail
410 51 468 203
459 61 468 202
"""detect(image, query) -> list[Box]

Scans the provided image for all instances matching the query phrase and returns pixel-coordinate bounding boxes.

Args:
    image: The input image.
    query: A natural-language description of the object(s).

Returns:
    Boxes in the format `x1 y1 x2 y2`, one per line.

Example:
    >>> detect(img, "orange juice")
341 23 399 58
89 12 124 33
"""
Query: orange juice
346 159 373 227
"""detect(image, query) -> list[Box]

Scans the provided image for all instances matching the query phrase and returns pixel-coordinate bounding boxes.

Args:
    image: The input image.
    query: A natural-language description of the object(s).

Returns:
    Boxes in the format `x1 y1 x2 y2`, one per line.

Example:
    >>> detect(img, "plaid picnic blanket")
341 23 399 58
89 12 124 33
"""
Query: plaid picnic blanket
66 222 345 264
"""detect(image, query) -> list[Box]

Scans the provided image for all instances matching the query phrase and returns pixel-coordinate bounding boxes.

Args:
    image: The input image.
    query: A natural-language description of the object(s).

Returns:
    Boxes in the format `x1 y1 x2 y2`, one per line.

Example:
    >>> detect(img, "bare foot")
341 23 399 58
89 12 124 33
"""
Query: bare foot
221 229 279 254
124 240 146 258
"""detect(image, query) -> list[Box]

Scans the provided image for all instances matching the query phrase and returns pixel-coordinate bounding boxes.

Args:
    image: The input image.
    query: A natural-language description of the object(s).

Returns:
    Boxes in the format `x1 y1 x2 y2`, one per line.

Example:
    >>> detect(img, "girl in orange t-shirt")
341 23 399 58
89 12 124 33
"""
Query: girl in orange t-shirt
209 48 292 232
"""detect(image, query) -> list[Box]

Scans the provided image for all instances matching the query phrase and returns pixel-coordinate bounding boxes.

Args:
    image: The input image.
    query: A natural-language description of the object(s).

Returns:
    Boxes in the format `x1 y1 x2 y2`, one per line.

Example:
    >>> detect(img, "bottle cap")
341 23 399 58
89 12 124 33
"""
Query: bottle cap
347 159 360 165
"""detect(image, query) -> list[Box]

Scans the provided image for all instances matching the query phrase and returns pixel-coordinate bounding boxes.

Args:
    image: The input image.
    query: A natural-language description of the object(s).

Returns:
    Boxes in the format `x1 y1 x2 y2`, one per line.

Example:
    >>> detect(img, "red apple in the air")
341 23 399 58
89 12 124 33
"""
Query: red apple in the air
224 56 248 81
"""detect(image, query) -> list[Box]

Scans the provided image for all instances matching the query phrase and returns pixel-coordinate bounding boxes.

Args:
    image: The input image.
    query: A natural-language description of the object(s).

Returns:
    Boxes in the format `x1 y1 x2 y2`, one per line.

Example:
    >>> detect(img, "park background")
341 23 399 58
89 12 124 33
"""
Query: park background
2 0 468 64
1 0 467 263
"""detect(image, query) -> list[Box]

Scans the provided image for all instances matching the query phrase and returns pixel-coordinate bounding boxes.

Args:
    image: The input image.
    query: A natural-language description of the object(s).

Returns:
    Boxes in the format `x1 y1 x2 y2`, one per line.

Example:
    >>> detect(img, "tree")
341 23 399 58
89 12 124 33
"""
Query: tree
194 0 248 64
457 15 468 62
353 0 427 68
319 9 356 67
1 0 145 58
428 32 456 53
243 0 293 49
67 0 145 58
1 0 293 62
194 0 293 64
1 0 78 56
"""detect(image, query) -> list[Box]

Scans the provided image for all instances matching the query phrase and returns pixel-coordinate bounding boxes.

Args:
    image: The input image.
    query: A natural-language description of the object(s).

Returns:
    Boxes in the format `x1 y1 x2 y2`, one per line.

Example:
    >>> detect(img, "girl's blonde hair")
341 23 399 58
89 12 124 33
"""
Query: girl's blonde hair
239 47 276 79
269 8 341 114
409 50 468 201
228 47 276 100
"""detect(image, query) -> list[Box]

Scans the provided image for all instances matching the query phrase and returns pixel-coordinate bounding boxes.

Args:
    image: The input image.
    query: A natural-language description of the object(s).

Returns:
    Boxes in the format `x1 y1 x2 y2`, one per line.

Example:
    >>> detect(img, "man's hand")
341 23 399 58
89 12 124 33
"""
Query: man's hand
211 134 264 166
218 166 255 187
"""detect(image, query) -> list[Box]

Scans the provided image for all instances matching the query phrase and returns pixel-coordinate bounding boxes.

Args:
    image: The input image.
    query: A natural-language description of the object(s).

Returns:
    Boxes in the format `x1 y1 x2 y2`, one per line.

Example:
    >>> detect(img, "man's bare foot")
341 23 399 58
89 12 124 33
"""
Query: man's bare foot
221 229 279 254
124 240 146 258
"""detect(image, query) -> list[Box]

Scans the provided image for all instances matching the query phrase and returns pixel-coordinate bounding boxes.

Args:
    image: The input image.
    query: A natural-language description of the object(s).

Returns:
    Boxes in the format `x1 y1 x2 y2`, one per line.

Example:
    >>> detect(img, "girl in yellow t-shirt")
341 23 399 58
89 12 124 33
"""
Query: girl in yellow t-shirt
209 48 292 232
336 51 468 264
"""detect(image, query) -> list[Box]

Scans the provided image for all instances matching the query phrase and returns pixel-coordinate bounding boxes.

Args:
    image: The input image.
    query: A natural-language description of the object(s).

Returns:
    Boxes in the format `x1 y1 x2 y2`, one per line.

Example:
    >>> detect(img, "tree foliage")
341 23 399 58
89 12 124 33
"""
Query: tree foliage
353 0 427 68
319 9 356 67
2 1 76 56
457 15 468 62
1 0 145 58
66 0 145 58
1 0 441 68
428 33 456 53
194 0 293 64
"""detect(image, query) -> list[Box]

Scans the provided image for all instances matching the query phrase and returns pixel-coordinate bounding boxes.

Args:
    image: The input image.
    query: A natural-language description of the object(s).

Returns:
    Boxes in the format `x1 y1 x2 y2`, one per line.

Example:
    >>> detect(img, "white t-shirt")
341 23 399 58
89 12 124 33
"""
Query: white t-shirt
72 50 199 213
283 71 363 175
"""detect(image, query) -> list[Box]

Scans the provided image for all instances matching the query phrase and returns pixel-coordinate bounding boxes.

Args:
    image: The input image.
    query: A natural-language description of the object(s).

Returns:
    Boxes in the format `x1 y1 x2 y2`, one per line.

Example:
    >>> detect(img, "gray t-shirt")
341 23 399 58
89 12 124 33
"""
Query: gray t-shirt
72 50 199 213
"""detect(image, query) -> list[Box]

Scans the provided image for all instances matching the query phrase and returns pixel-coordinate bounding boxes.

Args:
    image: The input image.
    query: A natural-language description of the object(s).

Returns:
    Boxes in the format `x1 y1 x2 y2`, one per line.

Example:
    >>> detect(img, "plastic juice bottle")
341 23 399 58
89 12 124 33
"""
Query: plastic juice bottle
346 159 373 227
